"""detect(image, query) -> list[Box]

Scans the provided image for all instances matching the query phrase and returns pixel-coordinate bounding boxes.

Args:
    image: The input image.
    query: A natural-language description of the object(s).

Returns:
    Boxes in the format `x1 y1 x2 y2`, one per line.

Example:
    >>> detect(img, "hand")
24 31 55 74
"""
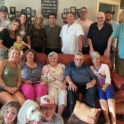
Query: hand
40 80 47 86
101 84 109 92
4 86 15 94
28 45 31 49
104 49 110 59
89 48 94 54
86 82 94 89
61 84 66 90
25 80 32 84
68 83 77 91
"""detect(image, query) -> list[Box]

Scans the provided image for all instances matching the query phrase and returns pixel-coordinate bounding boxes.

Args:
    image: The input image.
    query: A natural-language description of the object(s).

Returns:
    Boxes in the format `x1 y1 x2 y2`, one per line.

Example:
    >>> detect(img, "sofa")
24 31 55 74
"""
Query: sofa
33 53 124 115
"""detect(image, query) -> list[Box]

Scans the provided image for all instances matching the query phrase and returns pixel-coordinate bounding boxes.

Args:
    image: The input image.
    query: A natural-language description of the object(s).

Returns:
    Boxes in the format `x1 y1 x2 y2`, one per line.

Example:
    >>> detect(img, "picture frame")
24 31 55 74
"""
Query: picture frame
8 13 15 19
21 9 26 14
10 7 16 14
15 11 21 17
62 13 67 19
75 9 80 14
31 10 36 17
75 13 79 19
70 7 76 13
63 18 67 24
64 8 70 13
26 7 31 15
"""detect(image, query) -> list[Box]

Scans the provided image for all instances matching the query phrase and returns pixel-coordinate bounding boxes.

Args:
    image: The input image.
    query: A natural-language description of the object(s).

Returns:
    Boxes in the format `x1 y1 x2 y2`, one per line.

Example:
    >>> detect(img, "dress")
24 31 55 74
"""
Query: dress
20 62 47 100
41 63 67 106
60 23 84 54
0 60 18 92
90 64 115 100
27 24 46 52
64 62 96 113
13 41 25 48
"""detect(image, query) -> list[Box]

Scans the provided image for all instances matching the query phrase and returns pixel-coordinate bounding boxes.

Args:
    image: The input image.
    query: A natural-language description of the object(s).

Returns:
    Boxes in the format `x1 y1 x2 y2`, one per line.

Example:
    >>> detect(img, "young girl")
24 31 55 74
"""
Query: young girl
0 101 21 124
13 35 30 56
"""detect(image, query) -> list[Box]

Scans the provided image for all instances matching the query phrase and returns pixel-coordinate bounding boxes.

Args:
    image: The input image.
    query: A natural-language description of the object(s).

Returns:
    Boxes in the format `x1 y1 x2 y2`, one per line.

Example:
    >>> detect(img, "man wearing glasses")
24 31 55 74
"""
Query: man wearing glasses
65 52 96 114
87 12 113 55
75 7 92 54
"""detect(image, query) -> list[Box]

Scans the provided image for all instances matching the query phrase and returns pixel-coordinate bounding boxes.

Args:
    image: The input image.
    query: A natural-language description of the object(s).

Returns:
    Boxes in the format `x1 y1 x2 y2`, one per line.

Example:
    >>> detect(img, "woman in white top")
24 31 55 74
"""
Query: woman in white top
90 51 116 124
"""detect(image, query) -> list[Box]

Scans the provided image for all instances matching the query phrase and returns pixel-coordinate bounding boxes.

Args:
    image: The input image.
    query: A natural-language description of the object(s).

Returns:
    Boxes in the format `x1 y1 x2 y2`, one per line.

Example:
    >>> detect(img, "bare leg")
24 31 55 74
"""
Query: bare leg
57 104 65 116
99 99 110 124
0 92 16 104
13 91 25 106
108 99 116 124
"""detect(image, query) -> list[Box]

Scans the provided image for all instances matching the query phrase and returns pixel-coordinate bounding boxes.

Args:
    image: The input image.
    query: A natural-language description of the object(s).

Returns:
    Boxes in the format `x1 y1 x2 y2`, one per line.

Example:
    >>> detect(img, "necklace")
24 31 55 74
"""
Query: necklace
93 64 101 72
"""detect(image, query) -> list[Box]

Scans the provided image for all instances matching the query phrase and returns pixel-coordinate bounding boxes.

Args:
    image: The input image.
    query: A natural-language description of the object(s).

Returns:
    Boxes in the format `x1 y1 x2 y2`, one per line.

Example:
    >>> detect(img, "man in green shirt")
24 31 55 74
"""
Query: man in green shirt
44 13 61 54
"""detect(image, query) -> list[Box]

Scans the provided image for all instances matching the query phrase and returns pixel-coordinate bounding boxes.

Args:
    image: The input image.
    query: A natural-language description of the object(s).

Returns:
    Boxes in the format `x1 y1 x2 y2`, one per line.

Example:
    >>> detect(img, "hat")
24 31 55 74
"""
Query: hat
0 6 8 12
105 10 114 14
40 95 55 106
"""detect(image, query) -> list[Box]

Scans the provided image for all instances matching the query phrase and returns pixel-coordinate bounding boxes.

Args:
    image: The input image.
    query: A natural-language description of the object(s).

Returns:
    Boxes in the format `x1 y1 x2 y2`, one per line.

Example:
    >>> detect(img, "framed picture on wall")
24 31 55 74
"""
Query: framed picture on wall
15 11 21 17
31 10 36 17
26 7 31 15
63 18 67 23
10 7 16 14
75 13 79 19
75 9 80 14
21 9 26 14
62 13 67 19
64 8 70 13
70 7 76 13
8 13 15 19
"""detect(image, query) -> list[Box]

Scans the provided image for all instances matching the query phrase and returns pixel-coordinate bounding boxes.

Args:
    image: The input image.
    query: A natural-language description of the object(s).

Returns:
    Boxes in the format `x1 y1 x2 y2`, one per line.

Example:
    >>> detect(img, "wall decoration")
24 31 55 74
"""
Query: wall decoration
15 11 21 17
70 7 76 13
31 10 36 17
10 7 16 14
62 13 67 19
26 7 31 15
41 0 58 18
64 8 70 13
21 9 26 14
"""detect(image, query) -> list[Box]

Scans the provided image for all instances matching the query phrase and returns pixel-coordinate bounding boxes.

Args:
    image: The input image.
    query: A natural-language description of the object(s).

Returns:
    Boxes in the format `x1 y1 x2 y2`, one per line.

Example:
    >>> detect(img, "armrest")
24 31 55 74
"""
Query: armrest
111 71 124 90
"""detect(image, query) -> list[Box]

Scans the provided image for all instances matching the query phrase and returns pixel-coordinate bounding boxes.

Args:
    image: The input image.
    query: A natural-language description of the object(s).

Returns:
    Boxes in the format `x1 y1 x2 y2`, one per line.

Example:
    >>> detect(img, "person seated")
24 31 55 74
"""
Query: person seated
0 46 25 105
13 34 30 57
64 52 96 114
0 100 20 124
40 95 64 124
20 49 47 105
90 51 116 124
41 52 67 116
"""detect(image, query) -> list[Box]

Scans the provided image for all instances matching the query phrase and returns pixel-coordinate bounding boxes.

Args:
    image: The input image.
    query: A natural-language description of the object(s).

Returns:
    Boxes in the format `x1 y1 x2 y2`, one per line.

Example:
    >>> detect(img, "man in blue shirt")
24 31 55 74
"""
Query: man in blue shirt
65 52 96 114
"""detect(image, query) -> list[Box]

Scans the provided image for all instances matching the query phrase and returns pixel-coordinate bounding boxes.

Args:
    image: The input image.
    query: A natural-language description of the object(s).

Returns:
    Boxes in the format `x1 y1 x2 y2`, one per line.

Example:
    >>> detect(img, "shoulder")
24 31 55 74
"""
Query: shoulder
55 25 61 29
58 63 65 68
104 22 112 27
66 62 74 68
101 63 109 68
1 28 9 33
0 59 6 66
20 62 25 67
37 62 43 68
44 24 49 29
87 19 93 23
52 113 64 122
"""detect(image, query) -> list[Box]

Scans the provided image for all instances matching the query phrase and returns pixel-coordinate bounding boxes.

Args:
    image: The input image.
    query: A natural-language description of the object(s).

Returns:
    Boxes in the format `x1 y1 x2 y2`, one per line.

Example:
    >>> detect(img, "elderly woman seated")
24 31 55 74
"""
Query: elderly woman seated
90 51 116 124
20 49 47 104
41 52 67 116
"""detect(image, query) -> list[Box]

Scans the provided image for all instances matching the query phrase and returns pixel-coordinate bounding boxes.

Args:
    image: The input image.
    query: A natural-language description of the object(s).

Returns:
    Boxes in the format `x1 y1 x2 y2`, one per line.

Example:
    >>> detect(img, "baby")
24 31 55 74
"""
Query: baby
13 35 30 56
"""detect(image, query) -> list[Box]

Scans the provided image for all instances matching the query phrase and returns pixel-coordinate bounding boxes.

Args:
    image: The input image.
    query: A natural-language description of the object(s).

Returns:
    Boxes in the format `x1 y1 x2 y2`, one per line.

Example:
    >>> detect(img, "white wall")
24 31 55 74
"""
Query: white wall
4 0 120 26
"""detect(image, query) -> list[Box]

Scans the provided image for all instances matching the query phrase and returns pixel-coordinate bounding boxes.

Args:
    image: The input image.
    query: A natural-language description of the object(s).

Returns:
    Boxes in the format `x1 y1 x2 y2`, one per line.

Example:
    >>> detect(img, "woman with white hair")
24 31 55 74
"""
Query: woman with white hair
27 13 46 52
41 52 67 116
90 51 116 124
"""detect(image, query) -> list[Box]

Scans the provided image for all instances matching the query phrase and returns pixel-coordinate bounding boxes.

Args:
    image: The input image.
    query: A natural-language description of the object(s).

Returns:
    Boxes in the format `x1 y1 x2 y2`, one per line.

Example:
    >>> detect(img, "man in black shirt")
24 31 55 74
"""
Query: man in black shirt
87 12 113 55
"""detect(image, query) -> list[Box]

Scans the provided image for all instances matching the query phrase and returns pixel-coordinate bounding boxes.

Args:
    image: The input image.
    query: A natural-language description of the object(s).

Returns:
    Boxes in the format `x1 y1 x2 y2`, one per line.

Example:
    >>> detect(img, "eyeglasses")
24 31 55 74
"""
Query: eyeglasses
96 17 104 20
75 59 83 61
80 11 87 13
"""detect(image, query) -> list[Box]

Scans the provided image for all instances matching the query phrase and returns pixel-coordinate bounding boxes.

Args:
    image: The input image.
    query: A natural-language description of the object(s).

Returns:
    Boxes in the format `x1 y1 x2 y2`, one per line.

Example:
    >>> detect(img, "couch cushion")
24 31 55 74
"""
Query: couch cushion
37 53 47 65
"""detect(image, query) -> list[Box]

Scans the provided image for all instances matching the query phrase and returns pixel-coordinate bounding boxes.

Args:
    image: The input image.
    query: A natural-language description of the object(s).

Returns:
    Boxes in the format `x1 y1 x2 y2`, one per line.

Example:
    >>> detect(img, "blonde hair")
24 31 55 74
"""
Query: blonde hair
8 46 20 57
90 51 100 59
74 52 84 58
34 13 43 27
48 52 58 59
7 18 21 35
0 101 20 124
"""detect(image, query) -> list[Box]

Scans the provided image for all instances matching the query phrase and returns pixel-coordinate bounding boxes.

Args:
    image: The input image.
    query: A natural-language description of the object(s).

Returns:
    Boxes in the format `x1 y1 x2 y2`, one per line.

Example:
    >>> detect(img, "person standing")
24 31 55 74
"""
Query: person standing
60 12 84 54
0 6 10 31
87 12 113 55
75 7 92 54
44 13 61 54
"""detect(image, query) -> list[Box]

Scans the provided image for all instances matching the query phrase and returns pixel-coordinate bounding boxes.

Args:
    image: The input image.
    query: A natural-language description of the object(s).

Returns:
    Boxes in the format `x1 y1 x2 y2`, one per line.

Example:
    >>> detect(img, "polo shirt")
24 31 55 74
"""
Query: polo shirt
87 22 113 55
60 23 84 54
65 62 95 85
75 18 92 47
111 23 124 59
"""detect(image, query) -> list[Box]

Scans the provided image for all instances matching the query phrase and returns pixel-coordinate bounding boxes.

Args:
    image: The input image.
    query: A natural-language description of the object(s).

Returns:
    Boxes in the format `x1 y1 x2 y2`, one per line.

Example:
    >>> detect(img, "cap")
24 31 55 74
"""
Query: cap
40 95 55 106
105 10 114 14
0 6 8 12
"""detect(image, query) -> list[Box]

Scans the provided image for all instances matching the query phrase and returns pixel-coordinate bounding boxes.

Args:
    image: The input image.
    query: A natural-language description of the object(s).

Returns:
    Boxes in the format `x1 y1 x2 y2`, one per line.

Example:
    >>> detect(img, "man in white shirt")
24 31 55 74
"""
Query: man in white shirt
75 7 92 54
60 12 84 54
0 6 10 31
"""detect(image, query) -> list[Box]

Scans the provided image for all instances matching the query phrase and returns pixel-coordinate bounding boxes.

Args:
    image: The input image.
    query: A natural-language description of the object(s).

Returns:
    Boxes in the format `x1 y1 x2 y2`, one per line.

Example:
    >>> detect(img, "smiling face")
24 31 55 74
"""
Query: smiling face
4 107 17 124
67 13 75 25
79 8 87 19
11 22 19 31
48 15 56 25
74 55 84 67
92 57 101 67
105 13 113 22
20 14 27 24
26 51 35 62
0 11 8 18
48 54 58 66
40 106 55 122
96 12 105 25
16 36 23 44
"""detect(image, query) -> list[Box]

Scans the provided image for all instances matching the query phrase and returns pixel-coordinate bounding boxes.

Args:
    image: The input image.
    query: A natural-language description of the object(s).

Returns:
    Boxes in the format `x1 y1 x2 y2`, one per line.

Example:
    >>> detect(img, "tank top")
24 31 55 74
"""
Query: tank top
0 60 18 89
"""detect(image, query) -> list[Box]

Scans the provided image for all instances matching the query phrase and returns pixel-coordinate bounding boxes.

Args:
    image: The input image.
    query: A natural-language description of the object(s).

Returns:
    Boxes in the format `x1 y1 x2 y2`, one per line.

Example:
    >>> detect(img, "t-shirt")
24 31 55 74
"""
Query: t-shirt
75 18 92 47
13 41 25 48
0 19 10 29
111 23 124 59
41 113 64 124
20 62 42 83
60 23 84 54
44 25 61 49
90 64 111 86
110 21 118 30
87 22 113 55
65 62 95 85
0 28 15 48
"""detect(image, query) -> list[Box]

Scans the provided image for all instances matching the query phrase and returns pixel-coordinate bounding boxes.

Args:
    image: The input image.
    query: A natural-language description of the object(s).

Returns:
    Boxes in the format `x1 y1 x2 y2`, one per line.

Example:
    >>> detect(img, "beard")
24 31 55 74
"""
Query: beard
105 17 112 22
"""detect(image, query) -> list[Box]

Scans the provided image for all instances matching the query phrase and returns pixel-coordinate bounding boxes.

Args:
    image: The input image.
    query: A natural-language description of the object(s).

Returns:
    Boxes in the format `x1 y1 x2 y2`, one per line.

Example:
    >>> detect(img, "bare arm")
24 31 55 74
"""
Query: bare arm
60 38 62 49
0 39 8 50
23 43 31 49
26 36 31 47
86 79 96 89
17 65 21 88
87 38 94 54
78 35 83 51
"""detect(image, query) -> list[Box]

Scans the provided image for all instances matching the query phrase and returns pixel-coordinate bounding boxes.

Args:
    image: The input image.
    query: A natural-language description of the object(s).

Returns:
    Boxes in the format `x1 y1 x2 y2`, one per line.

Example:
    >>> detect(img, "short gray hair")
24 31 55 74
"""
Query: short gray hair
90 51 100 59
48 52 58 58
74 52 84 58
